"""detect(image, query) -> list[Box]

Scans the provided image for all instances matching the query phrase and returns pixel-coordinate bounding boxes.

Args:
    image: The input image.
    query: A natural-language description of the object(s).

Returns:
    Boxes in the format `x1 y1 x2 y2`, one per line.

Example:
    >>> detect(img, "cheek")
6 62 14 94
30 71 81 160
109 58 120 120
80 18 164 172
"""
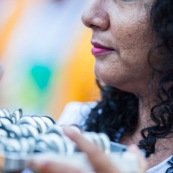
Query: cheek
113 18 154 72
94 21 155 89
116 21 153 59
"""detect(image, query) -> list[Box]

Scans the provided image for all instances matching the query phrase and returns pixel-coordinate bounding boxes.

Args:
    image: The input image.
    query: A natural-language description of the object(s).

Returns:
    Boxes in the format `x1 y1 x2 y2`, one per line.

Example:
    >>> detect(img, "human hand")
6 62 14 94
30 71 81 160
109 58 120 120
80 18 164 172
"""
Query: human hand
28 128 147 173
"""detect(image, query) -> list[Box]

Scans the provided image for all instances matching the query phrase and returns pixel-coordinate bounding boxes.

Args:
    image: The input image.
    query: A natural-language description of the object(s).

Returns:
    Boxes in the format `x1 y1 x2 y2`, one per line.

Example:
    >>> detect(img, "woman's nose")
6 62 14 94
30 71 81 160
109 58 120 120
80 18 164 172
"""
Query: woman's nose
81 2 110 31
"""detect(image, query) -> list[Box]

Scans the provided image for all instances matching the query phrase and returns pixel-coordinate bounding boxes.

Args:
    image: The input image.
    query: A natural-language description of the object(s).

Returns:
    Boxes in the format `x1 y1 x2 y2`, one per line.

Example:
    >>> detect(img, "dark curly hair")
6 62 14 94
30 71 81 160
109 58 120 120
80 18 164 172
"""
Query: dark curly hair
84 0 173 158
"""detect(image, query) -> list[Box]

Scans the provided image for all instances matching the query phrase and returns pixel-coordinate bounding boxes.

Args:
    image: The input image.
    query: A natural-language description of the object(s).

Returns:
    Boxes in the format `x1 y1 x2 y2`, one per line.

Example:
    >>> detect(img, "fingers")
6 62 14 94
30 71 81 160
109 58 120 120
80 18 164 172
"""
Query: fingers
28 160 85 173
63 128 121 173
128 145 147 173
27 127 147 173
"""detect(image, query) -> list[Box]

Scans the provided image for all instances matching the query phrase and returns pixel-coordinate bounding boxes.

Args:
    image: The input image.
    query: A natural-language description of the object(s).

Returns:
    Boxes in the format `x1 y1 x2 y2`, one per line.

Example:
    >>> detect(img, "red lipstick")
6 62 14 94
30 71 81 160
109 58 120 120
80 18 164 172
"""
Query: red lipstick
91 42 114 55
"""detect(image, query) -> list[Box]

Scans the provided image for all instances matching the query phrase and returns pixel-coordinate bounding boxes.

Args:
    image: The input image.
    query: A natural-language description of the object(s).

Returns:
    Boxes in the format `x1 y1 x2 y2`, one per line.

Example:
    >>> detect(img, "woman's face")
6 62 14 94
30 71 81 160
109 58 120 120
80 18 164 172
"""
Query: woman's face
82 0 156 94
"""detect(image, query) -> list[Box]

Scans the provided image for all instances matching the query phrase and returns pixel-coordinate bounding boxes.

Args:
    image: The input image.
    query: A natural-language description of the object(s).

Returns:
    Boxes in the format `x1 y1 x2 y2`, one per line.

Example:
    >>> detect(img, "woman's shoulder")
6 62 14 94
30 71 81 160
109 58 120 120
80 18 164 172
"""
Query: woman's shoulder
57 101 97 126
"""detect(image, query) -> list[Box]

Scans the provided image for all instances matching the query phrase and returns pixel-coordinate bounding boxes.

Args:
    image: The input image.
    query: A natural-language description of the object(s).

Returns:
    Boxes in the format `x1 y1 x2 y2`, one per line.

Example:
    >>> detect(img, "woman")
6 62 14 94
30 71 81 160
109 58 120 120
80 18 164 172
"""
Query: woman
29 0 173 172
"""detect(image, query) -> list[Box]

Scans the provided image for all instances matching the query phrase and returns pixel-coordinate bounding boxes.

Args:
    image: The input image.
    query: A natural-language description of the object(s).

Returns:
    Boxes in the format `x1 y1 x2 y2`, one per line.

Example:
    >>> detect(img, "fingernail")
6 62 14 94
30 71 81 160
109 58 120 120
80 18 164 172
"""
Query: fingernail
69 126 82 134
63 127 76 136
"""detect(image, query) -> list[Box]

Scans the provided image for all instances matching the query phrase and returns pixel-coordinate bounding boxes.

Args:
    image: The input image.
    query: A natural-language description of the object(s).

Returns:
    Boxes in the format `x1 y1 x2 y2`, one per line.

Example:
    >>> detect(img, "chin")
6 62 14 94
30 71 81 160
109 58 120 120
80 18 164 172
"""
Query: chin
95 69 131 90
96 75 115 87
96 75 133 93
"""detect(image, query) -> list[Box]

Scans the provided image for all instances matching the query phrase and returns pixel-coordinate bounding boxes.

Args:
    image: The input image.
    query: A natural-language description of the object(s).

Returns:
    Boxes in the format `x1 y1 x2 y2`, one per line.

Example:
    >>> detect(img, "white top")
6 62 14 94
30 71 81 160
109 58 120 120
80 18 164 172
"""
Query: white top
58 102 97 127
57 101 173 173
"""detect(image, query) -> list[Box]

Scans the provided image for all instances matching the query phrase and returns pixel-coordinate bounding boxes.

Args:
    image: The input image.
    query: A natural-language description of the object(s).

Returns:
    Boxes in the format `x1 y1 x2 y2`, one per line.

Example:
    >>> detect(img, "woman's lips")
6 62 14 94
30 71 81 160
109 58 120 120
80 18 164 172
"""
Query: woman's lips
91 42 114 56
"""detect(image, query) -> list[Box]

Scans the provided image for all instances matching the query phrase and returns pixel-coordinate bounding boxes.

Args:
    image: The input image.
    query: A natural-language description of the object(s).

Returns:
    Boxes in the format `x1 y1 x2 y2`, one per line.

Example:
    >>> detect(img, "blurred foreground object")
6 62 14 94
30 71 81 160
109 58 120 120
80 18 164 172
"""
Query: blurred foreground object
0 108 140 173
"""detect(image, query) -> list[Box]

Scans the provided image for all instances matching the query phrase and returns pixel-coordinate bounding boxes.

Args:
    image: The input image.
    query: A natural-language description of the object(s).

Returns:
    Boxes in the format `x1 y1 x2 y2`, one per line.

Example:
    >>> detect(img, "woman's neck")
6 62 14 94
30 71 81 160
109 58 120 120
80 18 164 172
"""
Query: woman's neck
138 94 156 130
121 93 173 169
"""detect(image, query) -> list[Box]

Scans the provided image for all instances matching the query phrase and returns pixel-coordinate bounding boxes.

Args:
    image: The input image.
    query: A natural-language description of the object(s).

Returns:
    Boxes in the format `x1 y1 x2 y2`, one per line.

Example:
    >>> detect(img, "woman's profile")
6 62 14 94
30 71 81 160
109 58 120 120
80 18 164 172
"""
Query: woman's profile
29 0 173 172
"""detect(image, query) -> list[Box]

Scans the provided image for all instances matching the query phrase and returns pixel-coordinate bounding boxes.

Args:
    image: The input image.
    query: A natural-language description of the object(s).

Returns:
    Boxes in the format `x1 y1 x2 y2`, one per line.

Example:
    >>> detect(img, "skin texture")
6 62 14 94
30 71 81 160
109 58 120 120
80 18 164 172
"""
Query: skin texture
82 0 155 95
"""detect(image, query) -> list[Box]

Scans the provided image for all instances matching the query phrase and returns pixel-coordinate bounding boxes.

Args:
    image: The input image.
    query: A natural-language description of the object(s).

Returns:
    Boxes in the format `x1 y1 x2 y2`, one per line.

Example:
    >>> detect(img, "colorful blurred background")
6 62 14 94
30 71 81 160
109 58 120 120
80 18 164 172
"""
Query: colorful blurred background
0 0 99 119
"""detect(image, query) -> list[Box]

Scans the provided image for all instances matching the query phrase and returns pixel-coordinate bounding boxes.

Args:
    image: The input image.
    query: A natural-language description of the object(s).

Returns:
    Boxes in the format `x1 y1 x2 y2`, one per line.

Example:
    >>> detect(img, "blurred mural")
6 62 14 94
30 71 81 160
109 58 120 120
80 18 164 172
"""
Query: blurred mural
0 0 99 119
